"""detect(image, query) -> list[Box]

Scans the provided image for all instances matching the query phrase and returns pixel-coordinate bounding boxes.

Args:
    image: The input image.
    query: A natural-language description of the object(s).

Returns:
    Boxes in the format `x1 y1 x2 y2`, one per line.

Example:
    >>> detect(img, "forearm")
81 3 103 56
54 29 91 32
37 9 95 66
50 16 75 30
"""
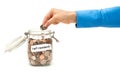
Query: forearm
76 6 120 28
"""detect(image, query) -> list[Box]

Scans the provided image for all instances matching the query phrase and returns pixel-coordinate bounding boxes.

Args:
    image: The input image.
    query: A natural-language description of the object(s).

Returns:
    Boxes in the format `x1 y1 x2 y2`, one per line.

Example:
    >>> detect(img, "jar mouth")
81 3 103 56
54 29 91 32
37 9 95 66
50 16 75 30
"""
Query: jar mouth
28 28 53 35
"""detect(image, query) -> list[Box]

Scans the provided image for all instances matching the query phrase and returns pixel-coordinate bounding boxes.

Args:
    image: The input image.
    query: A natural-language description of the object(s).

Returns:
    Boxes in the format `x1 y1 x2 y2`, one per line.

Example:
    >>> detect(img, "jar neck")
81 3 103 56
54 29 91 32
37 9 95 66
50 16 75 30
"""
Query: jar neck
28 29 53 39
28 29 52 35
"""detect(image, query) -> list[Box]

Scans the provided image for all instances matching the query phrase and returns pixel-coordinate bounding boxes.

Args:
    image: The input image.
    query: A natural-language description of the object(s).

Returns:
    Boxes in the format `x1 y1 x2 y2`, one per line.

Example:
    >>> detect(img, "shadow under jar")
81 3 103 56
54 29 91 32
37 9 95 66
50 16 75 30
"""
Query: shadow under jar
28 29 53 66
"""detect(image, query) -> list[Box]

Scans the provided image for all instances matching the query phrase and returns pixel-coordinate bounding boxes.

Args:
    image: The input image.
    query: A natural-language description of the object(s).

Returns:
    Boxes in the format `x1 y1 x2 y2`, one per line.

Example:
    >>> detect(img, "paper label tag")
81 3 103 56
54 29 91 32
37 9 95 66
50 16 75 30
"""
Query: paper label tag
31 44 52 52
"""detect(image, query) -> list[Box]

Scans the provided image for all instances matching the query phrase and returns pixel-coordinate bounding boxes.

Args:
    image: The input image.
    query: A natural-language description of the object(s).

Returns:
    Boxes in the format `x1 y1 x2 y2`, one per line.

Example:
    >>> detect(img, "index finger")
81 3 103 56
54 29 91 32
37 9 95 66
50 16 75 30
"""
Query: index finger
42 9 53 26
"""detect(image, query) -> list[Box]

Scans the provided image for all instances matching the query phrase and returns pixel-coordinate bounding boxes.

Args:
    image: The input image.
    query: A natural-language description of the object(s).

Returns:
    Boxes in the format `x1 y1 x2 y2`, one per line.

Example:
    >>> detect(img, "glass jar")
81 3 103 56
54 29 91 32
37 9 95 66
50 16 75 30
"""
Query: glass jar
5 28 58 66
28 29 53 66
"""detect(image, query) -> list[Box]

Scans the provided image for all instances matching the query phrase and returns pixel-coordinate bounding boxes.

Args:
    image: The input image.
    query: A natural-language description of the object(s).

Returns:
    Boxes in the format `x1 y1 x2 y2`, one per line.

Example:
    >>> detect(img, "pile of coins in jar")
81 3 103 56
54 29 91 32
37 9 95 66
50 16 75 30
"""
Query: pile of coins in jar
28 38 52 66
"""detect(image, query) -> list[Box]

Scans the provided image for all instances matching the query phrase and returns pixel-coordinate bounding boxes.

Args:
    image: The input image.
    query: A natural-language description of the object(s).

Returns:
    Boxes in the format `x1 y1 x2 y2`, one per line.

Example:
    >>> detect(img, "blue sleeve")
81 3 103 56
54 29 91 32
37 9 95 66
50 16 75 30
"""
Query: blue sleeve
76 6 120 28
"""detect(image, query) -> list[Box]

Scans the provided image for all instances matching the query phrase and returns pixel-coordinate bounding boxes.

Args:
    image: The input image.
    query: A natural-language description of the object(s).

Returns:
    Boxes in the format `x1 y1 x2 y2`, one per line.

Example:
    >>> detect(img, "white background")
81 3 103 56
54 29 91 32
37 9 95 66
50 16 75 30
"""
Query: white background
0 0 120 72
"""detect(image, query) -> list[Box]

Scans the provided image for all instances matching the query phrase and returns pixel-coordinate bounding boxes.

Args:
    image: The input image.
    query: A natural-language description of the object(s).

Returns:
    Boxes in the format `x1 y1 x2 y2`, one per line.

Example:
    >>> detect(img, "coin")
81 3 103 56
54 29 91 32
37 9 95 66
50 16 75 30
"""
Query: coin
40 60 47 65
46 60 51 65
46 38 52 44
39 54 45 60
42 39 47 43
40 25 47 30
30 59 36 65
36 52 41 58
44 51 50 56
30 40 34 45
47 56 52 61
31 56 36 60
36 39 41 44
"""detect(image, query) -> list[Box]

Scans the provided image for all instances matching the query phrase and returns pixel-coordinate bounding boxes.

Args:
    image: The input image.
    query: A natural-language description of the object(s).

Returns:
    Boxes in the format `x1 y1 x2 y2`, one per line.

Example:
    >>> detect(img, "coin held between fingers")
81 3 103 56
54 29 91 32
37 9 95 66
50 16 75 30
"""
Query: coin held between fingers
40 25 47 30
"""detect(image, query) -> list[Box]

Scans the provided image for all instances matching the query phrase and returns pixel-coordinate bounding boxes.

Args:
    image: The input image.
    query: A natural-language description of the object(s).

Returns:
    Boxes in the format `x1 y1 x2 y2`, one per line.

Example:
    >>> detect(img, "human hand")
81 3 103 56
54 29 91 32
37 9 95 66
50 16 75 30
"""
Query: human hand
42 8 76 28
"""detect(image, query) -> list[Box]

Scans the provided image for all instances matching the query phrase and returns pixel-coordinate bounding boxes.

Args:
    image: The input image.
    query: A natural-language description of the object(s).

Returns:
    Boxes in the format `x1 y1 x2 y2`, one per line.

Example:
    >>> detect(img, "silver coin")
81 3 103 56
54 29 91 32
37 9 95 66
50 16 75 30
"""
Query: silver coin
30 60 36 65
44 51 50 56
31 56 36 60
46 60 51 65
47 56 52 61
40 60 47 65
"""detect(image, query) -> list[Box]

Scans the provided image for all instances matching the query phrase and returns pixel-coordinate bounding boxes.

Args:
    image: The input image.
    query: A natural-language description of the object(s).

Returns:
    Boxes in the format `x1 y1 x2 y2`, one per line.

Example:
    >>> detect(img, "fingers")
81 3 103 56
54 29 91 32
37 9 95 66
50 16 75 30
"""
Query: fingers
43 18 53 28
44 17 59 28
42 9 53 26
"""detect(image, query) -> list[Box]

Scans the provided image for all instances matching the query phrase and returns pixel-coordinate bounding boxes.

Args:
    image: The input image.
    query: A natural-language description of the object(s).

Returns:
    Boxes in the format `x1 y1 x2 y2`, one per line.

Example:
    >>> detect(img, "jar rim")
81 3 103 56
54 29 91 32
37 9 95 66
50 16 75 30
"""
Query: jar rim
28 28 53 35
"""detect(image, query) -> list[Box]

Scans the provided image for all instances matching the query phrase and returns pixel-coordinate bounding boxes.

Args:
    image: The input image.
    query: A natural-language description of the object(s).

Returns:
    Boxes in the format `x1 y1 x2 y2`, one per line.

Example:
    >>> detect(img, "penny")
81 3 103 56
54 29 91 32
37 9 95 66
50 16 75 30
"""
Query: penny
36 39 41 44
40 25 47 30
30 40 34 45
42 39 47 43
39 54 45 60
46 38 52 44
36 52 41 58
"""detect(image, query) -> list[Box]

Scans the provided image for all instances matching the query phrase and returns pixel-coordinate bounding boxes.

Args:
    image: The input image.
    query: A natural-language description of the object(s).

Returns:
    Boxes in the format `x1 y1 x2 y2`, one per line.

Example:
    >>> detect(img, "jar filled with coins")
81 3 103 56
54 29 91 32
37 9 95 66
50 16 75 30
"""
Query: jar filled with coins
5 25 59 66
28 29 54 66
